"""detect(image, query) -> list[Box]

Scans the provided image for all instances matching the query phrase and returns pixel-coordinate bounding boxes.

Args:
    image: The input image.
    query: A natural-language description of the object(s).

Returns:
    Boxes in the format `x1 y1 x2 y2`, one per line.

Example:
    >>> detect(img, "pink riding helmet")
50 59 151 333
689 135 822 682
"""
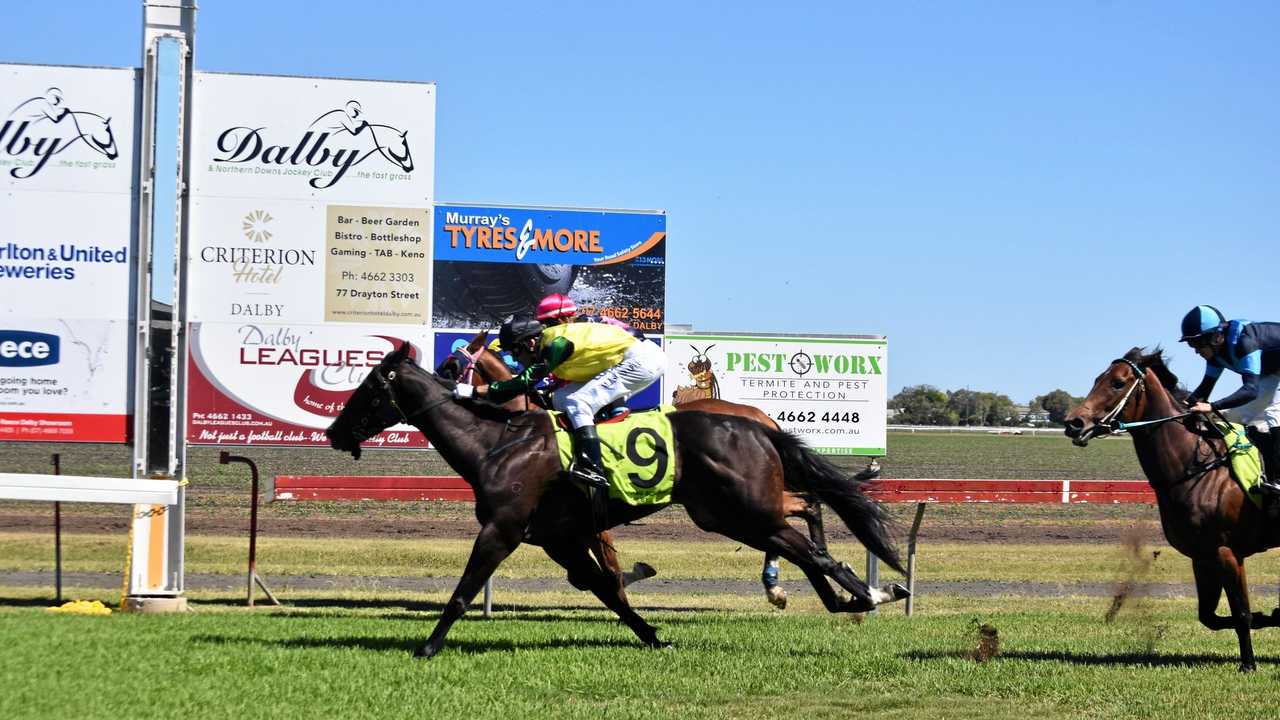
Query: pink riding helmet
535 293 577 322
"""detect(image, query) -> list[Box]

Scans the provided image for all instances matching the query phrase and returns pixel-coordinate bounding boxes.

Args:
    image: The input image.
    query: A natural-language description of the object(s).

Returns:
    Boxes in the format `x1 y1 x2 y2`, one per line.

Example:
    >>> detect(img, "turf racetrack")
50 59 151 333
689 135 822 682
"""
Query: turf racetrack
4 432 1280 719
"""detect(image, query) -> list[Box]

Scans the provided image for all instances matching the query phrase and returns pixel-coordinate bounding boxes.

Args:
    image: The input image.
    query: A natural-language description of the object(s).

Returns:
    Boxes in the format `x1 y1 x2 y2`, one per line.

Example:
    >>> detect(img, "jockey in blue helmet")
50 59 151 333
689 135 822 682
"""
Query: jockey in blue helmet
1180 305 1280 496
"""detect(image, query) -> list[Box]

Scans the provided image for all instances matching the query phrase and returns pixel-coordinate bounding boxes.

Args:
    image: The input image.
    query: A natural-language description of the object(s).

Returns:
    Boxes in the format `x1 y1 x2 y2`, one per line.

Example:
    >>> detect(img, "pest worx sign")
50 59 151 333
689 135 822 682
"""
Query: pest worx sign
666 334 888 455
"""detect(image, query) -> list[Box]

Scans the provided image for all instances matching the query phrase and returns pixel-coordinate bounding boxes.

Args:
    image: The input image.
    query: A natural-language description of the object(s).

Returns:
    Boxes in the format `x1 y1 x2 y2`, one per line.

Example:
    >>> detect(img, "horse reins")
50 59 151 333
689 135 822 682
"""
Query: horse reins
1097 358 1192 435
1089 359 1231 484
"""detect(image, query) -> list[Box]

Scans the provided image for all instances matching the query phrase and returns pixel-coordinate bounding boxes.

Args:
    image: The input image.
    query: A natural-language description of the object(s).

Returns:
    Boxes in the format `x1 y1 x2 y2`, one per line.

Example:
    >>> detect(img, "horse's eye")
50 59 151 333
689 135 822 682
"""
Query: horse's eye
371 397 381 407
1111 379 1126 390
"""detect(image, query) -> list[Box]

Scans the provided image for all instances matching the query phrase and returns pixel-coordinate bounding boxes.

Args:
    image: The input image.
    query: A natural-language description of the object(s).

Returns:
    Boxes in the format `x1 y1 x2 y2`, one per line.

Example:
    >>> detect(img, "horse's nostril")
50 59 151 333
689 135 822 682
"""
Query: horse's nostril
1064 418 1085 435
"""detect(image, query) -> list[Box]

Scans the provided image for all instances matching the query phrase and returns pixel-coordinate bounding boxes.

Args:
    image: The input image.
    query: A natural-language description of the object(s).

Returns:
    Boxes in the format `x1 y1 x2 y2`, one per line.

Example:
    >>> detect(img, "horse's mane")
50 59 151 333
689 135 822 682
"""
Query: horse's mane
1123 346 1190 403
402 359 537 424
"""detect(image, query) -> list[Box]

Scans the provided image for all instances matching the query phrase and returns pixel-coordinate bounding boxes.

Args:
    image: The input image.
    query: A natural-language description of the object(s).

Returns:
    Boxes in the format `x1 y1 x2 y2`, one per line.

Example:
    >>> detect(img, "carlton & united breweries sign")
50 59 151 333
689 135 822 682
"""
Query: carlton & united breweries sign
0 64 136 443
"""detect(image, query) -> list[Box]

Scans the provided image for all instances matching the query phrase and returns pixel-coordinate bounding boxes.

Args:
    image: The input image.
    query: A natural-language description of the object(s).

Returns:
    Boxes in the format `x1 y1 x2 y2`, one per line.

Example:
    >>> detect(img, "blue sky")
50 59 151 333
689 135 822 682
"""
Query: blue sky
7 1 1278 403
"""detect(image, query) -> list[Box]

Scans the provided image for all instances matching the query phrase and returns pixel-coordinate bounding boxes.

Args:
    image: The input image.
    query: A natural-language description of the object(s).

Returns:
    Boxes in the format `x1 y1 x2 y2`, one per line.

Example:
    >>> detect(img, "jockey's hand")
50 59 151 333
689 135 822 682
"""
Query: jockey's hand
1189 401 1213 414
474 384 489 397
453 384 475 399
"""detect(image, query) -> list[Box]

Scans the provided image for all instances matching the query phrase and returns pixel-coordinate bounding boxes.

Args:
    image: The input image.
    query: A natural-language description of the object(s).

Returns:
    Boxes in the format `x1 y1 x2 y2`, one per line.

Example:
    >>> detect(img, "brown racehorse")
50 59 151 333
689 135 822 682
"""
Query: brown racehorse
435 330 830 607
1064 347 1280 672
326 342 908 659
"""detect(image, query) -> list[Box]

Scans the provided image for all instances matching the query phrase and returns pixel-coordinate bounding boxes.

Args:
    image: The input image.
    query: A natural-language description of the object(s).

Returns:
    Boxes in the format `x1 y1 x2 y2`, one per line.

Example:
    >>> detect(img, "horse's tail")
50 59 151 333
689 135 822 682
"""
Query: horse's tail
765 428 904 574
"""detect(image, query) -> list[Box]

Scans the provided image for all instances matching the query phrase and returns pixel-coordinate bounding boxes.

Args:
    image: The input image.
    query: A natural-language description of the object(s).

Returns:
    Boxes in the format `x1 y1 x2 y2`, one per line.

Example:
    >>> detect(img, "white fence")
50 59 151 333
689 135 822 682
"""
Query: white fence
888 424 1065 437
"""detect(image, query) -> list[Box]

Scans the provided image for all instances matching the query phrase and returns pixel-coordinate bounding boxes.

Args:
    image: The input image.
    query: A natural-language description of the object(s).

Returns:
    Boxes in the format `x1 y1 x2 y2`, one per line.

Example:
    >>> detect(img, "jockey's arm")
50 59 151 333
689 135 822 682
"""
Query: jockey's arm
1188 366 1221 405
1198 348 1262 410
485 337 575 403
1210 372 1261 411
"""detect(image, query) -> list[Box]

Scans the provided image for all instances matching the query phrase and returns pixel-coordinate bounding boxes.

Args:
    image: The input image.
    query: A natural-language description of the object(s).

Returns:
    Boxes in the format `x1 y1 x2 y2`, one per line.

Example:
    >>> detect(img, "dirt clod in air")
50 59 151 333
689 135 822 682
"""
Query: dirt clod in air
967 619 1000 662
1105 528 1160 623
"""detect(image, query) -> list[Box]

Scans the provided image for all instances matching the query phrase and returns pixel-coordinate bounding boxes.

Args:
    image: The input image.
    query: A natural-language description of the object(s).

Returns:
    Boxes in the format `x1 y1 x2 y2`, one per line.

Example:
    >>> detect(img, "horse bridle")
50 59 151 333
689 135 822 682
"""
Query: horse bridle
449 345 482 385
1095 358 1147 434
350 366 452 442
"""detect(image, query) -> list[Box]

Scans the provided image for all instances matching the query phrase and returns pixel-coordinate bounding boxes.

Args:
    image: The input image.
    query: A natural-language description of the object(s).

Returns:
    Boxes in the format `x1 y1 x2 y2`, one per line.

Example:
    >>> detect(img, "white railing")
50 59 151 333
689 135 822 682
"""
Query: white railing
888 425 1064 436
0 474 179 505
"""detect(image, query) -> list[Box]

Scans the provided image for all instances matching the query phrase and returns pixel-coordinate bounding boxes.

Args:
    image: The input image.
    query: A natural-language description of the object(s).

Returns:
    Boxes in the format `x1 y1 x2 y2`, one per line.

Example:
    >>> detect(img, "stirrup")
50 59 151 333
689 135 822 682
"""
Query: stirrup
1257 478 1280 497
571 463 610 489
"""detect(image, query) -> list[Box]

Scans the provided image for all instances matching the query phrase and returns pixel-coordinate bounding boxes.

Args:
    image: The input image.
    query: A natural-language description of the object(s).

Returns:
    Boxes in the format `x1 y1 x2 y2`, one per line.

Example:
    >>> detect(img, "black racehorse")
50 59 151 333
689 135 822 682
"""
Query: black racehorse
326 342 908 659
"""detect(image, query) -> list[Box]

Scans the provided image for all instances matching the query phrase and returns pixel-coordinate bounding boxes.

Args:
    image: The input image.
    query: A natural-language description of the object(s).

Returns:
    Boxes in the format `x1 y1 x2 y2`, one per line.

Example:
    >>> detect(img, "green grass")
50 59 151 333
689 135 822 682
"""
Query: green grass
6 532 1280 594
3 594 1280 720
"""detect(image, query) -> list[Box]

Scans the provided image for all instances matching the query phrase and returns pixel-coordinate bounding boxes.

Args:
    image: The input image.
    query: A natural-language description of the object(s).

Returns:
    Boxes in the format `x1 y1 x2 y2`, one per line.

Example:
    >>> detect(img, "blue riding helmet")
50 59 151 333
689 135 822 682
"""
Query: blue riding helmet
1180 305 1227 342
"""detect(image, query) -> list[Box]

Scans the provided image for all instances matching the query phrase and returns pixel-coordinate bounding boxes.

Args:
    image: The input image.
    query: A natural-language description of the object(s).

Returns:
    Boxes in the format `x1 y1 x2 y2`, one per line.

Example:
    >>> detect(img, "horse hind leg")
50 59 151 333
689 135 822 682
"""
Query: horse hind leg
761 493 829 610
758 524 900 613
1192 552 1256 672
1215 548 1258 672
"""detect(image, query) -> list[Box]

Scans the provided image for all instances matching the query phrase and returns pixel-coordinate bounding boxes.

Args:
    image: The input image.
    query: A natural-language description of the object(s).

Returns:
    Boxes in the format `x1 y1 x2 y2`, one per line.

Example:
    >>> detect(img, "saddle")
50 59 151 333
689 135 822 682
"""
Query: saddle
548 405 680 507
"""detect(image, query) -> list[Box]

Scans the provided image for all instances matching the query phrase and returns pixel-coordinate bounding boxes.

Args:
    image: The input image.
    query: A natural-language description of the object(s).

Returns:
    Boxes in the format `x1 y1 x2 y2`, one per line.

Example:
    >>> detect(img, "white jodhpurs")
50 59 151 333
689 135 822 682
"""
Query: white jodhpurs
1220 374 1280 432
552 340 666 429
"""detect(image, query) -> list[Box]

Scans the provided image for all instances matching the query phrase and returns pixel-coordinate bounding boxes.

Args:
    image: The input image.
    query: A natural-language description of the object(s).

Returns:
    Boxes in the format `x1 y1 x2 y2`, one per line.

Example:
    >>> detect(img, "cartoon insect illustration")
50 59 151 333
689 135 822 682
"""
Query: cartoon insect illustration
672 344 719 403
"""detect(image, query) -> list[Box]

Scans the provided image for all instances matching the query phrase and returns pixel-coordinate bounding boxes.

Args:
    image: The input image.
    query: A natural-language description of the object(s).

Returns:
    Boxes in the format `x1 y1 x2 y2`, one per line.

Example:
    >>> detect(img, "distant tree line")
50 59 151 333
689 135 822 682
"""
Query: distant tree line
889 386 1084 427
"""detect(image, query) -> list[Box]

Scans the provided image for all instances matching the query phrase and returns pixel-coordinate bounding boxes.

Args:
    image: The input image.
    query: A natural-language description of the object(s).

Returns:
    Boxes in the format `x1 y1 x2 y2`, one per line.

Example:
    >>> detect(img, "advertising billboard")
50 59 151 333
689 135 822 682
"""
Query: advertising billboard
0 64 137 442
665 333 888 455
432 203 666 334
185 71 436 446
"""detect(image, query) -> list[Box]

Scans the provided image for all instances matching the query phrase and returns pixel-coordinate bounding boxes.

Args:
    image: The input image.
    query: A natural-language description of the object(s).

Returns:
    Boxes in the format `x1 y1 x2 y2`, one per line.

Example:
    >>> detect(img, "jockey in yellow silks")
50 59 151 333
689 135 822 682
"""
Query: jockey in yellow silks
458 316 666 488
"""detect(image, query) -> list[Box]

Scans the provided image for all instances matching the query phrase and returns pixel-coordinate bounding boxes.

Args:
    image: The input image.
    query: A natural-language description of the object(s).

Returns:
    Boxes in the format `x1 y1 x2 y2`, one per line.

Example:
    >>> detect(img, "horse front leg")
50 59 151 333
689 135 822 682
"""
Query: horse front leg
589 530 656 589
415 520 523 660
543 538 667 648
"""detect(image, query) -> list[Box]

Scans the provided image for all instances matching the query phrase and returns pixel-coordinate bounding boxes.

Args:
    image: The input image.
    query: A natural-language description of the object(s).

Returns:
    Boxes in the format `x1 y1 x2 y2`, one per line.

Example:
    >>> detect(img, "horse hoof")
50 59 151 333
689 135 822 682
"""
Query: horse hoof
886 583 911 601
632 562 657 580
649 640 674 650
867 583 909 605
766 586 788 609
413 644 440 660
1239 663 1257 673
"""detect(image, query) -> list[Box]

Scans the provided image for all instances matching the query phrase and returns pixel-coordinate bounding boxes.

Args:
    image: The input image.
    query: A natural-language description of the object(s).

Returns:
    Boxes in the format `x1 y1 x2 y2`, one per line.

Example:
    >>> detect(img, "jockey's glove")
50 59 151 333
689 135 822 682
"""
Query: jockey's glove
453 384 475 399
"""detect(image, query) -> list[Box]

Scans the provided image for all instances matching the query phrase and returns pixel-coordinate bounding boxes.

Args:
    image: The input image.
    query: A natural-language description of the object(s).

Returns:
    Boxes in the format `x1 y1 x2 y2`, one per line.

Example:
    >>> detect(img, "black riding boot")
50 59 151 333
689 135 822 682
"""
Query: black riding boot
571 426 610 489
1248 429 1280 497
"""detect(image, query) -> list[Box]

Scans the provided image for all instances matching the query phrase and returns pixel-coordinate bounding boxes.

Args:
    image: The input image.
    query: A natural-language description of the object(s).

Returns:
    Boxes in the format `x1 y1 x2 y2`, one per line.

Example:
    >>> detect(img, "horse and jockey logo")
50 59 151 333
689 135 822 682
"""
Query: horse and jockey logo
0 87 119 179
210 100 414 189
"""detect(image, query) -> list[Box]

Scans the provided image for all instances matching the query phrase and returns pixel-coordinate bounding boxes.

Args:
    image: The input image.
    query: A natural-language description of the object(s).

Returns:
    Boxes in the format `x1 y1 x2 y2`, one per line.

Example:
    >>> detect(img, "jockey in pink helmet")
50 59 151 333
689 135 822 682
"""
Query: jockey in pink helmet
536 293 577 323
536 293 645 339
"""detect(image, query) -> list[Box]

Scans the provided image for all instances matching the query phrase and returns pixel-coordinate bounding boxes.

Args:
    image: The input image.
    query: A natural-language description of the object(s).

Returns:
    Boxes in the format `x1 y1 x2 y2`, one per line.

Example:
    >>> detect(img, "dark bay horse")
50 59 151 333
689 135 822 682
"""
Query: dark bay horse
436 333 655 593
436 330 831 609
1064 348 1280 672
326 342 908 659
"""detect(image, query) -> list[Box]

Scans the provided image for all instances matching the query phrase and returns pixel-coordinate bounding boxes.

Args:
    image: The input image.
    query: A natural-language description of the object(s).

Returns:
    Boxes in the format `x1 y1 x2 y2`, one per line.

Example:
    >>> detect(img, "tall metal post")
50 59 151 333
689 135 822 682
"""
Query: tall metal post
52 454 62 604
125 1 196 612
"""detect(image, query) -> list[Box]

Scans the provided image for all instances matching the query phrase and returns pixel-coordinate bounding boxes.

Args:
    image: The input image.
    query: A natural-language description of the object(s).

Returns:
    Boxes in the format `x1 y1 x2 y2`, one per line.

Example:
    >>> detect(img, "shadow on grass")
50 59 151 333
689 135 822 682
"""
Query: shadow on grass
192 596 713 621
192 632 647 655
0 597 65 608
904 649 1279 668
